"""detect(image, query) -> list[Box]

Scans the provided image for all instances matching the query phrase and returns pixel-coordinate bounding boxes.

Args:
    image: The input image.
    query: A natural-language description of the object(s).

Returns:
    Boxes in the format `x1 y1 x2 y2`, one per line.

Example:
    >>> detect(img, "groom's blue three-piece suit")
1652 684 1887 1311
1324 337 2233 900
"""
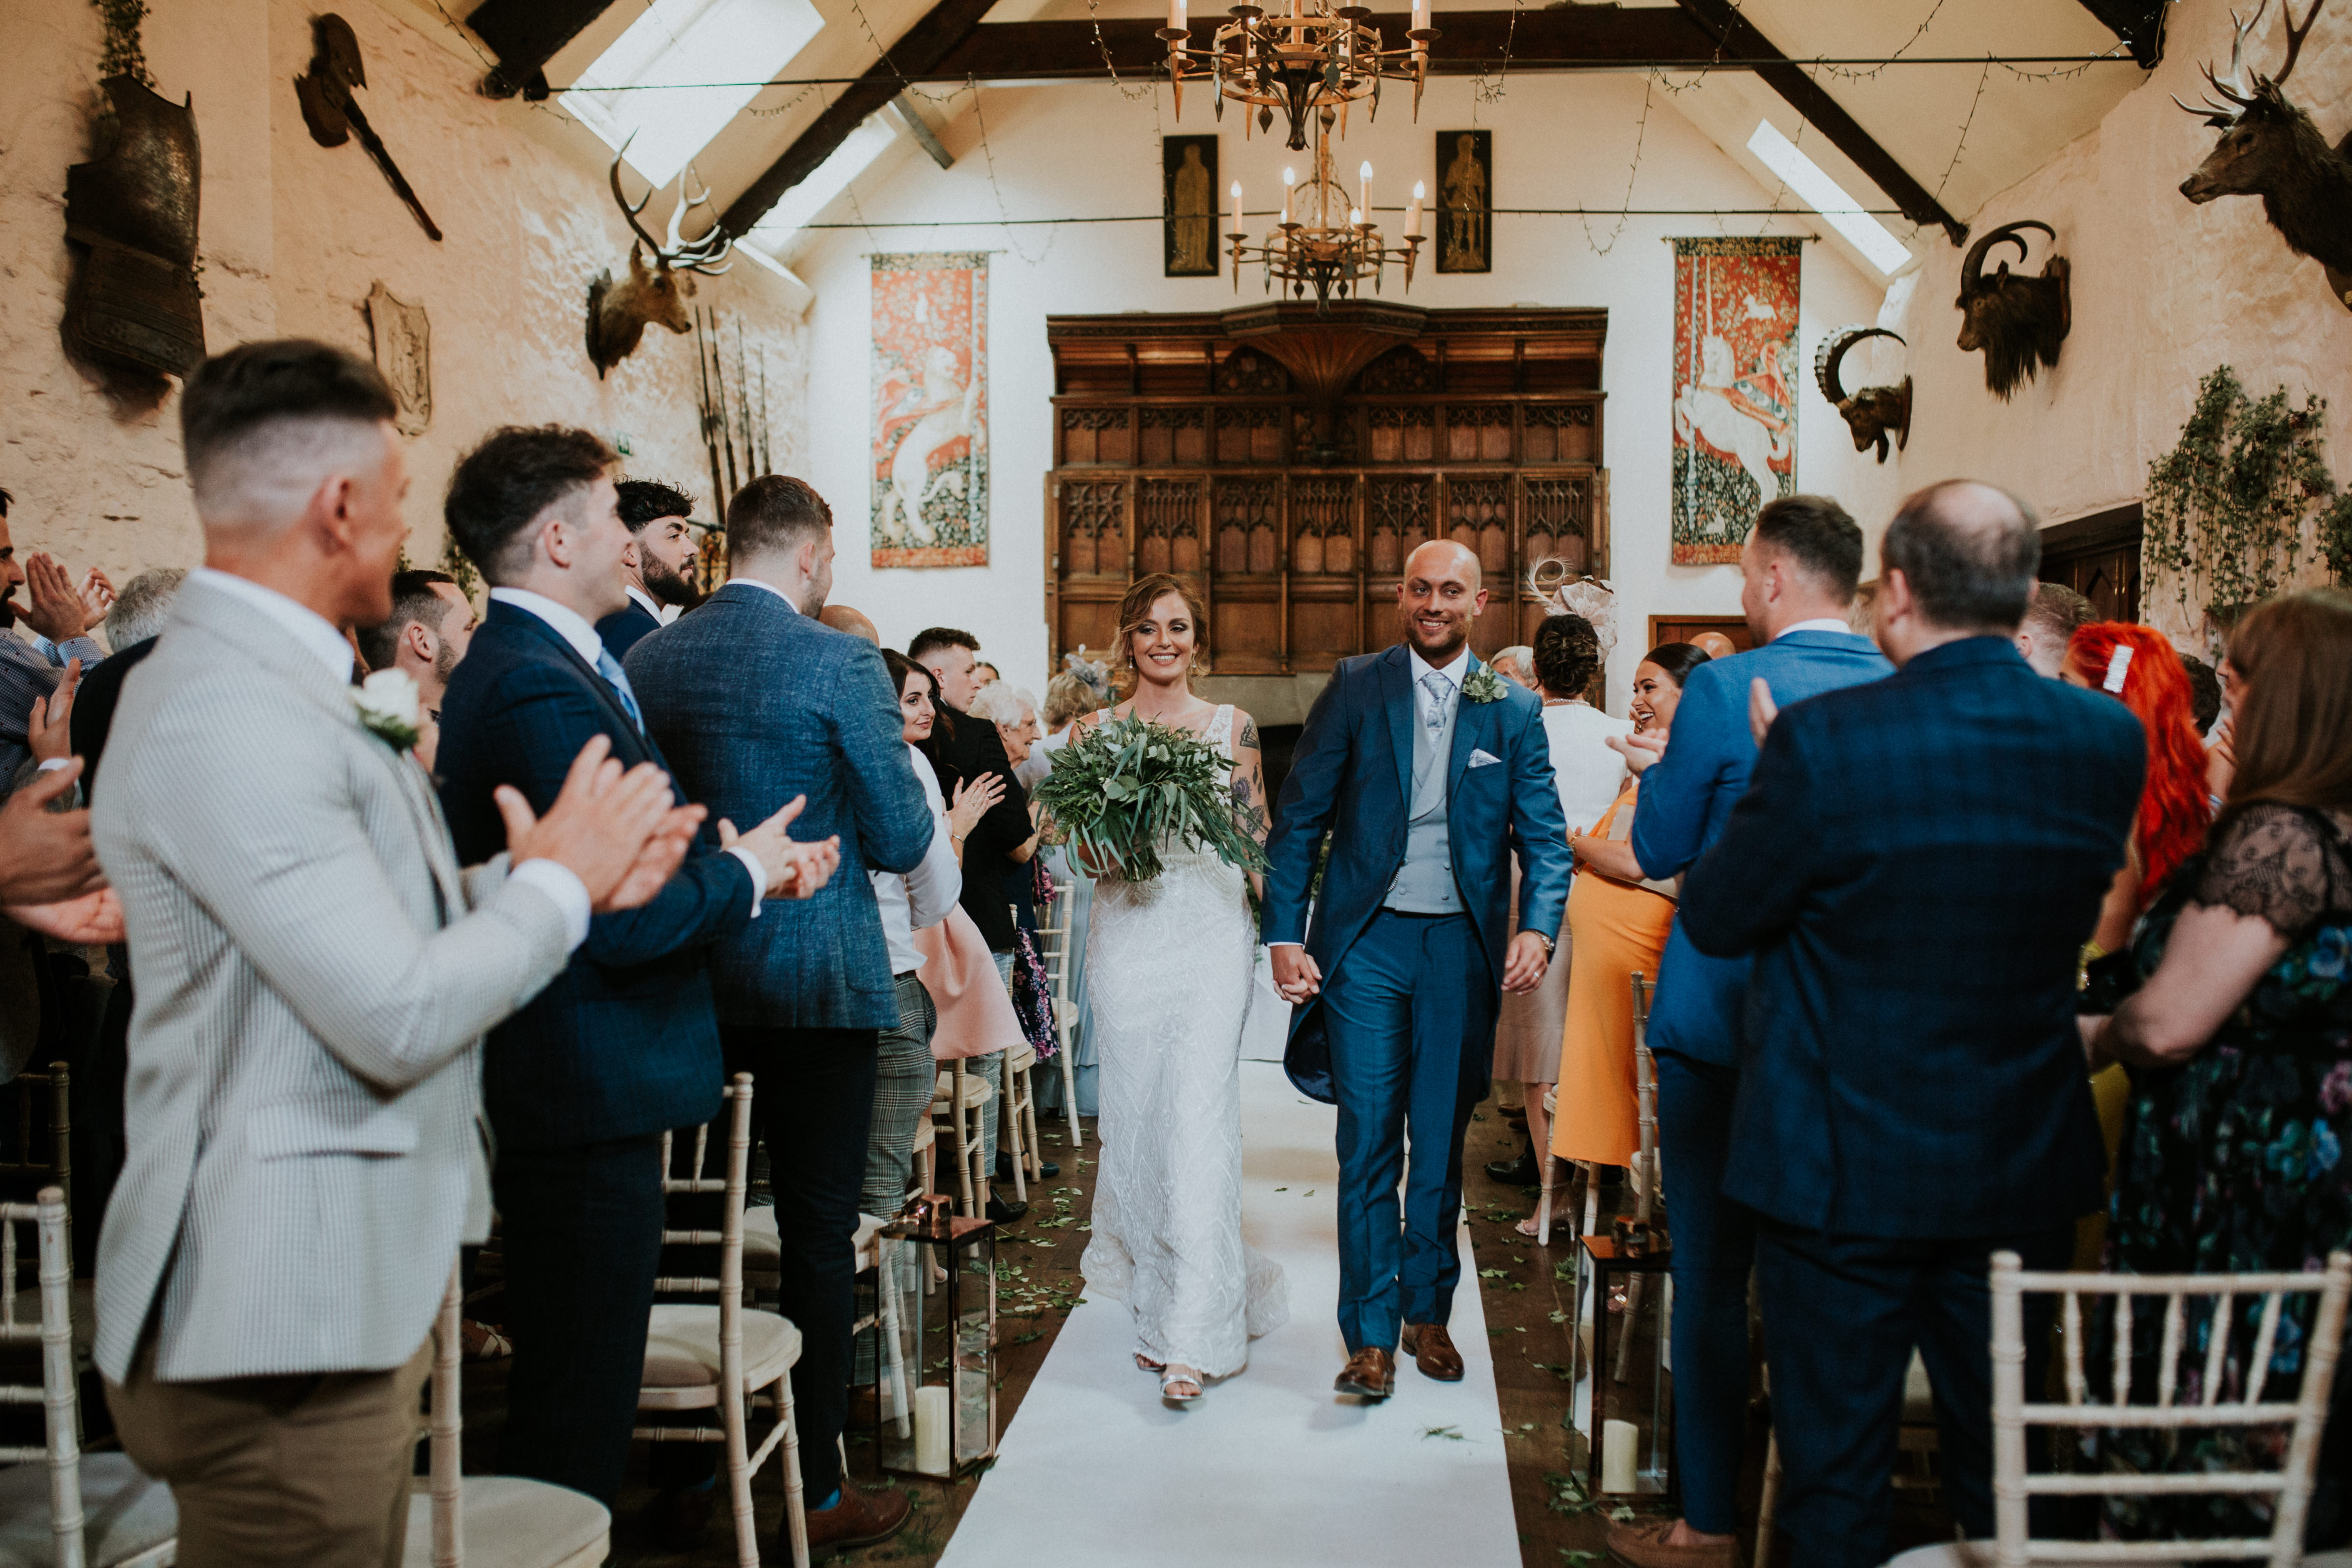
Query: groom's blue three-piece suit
1264 643 1572 1354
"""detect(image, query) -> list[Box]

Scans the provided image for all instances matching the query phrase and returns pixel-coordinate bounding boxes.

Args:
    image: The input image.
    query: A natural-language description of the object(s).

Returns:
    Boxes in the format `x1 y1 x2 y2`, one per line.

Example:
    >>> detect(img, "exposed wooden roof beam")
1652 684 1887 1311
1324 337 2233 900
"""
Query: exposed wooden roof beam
466 0 616 99
2072 0 2168 68
1672 0 1965 245
718 0 999 237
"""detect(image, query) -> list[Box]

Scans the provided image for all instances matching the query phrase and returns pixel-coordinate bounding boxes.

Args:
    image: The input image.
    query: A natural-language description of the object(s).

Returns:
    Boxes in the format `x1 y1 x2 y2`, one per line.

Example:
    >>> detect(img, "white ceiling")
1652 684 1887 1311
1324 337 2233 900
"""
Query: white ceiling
522 0 2154 251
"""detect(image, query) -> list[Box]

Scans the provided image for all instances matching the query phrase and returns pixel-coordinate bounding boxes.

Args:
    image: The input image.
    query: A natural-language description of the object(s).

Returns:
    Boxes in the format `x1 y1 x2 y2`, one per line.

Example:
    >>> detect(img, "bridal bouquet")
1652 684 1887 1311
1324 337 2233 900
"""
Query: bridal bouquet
1034 715 1269 884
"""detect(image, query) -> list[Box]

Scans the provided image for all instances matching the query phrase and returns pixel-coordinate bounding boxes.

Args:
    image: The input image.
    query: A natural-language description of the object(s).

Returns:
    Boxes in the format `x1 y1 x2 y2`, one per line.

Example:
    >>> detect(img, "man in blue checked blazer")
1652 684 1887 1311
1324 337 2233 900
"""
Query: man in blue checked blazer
1604 497 1891 1568
1681 482 2142 1568
1265 539 1573 1401
625 474 934 1556
434 429 825 1517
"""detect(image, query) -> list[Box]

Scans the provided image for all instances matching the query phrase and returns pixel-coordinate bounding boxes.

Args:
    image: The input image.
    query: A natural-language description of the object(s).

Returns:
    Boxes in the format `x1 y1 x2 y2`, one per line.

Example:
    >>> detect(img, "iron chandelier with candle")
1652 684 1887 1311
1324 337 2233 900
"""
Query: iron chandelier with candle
1159 0 1436 151
1226 111 1426 311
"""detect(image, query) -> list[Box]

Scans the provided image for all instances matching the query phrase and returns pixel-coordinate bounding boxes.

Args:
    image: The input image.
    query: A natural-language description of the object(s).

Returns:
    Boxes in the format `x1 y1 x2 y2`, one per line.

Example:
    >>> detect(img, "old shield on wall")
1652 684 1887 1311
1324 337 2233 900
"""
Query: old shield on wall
63 75 206 379
1669 237 1799 564
871 253 989 569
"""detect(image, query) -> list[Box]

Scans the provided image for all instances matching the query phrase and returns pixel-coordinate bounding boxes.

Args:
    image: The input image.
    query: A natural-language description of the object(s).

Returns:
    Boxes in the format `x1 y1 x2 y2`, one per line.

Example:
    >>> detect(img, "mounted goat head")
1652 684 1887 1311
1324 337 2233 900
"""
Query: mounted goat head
586 138 733 379
1954 221 2070 401
2177 0 2352 312
1814 327 1911 463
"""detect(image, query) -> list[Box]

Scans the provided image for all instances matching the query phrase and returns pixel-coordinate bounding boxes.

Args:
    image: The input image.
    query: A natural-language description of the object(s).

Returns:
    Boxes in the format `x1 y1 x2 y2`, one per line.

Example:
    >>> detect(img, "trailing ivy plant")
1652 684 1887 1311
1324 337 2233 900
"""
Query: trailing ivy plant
91 0 153 88
2144 365 2352 624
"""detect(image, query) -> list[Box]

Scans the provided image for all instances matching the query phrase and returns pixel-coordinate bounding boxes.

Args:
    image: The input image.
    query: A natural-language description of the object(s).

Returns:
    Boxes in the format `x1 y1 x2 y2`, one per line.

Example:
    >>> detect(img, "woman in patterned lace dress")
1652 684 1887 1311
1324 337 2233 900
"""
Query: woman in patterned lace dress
2083 589 2352 1545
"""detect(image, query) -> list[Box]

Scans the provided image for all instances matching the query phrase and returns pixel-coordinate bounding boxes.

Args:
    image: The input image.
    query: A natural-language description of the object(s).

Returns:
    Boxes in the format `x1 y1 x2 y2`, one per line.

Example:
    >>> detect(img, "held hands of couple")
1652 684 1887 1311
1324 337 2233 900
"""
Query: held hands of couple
1269 943 1321 1004
494 734 705 913
718 794 841 902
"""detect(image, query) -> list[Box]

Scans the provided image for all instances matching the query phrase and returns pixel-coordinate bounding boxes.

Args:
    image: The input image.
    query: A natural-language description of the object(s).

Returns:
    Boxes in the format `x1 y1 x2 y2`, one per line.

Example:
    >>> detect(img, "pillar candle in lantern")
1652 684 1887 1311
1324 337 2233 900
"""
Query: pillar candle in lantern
914 1386 952 1475
1601 1420 1639 1493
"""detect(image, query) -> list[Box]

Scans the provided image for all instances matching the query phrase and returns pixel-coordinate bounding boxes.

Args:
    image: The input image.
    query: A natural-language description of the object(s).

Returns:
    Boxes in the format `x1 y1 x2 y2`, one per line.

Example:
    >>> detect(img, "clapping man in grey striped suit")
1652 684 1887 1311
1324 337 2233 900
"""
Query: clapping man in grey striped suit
89 341 706 1568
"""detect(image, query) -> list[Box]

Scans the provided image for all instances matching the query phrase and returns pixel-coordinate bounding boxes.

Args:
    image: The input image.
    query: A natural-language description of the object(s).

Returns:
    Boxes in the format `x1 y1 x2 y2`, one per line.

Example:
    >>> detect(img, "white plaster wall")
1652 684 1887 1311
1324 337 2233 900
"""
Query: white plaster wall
1883 0 2352 642
793 73 1894 709
1 0 809 596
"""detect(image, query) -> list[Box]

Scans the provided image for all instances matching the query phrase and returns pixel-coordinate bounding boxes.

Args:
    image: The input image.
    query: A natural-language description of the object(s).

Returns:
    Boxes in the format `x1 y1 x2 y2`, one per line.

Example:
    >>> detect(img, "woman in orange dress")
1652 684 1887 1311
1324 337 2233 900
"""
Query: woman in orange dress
1542 643 1712 1211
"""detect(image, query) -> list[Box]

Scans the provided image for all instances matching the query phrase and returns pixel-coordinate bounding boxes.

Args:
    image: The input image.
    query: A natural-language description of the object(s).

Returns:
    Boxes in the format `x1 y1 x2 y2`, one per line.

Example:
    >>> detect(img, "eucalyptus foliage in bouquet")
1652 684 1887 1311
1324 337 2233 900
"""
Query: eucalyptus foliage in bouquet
1034 715 1269 884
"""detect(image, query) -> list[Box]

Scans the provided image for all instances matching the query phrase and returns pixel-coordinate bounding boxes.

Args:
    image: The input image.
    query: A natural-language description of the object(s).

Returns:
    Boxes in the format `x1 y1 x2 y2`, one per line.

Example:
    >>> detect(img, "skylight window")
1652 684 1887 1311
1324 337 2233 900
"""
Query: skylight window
745 115 901 248
563 0 824 188
1745 121 1914 277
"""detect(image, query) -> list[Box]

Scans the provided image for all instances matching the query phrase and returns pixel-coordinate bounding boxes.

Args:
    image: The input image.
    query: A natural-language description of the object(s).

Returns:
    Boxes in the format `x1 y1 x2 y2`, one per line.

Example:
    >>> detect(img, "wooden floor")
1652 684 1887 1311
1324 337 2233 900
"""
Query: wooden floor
452 1094 1950 1566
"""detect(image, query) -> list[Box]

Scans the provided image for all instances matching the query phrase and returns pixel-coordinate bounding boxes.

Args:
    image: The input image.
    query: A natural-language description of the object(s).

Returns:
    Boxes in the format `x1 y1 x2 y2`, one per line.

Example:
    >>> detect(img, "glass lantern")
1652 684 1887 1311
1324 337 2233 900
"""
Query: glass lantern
871 1196 998 1480
1579 1223 1675 1499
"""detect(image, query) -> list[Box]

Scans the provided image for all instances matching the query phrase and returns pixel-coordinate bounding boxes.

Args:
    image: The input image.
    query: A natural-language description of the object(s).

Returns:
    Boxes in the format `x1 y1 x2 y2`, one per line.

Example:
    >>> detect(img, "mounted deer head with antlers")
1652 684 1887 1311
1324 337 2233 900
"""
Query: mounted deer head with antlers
2177 0 2352 312
1954 220 2071 401
585 138 733 378
1814 327 1911 463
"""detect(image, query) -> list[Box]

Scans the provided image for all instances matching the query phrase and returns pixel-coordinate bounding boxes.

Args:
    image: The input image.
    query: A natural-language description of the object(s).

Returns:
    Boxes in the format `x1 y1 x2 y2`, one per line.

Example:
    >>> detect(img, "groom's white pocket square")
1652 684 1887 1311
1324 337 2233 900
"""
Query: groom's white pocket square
1467 748 1502 769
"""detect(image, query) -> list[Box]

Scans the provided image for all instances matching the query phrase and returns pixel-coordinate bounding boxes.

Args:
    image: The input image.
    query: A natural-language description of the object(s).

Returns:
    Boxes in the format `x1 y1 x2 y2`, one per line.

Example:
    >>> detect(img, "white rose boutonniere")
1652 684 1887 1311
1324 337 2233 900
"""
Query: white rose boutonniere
1461 665 1510 704
354 669 423 750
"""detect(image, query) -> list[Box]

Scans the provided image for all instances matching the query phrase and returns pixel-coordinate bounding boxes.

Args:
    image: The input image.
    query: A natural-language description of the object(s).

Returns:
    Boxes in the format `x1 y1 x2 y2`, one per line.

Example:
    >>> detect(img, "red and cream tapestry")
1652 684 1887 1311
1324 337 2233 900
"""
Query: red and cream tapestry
1670 236 1799 565
871 251 989 568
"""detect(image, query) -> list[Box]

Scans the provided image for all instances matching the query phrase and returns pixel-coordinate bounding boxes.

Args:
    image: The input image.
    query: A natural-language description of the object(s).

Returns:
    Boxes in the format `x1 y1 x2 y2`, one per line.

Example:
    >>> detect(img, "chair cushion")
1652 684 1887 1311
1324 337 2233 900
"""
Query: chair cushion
1881 1547 2188 1568
0 1452 177 1568
402 1477 609 1568
641 1304 801 1395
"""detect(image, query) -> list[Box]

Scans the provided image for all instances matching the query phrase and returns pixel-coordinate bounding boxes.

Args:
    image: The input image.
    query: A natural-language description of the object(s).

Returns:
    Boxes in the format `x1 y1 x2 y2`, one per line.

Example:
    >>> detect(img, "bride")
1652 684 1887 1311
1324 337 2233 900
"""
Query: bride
1074 572 1289 1403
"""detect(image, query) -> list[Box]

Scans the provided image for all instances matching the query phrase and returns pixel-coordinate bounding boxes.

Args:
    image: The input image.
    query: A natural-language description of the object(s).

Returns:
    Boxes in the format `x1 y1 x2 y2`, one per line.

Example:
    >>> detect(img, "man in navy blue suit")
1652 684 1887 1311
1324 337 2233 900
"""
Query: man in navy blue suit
595 478 701 659
1264 540 1573 1399
1681 482 2143 1568
1605 496 1890 1568
433 429 831 1517
627 474 936 1555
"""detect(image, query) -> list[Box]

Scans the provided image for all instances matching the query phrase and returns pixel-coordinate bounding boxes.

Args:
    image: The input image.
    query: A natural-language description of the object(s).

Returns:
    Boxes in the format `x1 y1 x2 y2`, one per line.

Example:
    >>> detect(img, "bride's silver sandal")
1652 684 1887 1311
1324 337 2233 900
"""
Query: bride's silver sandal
1159 1364 1204 1403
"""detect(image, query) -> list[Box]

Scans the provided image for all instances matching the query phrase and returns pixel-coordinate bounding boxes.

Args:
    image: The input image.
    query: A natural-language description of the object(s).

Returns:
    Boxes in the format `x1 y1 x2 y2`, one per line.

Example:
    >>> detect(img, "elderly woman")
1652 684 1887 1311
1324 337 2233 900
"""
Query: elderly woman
968 682 1045 928
2083 590 2352 1546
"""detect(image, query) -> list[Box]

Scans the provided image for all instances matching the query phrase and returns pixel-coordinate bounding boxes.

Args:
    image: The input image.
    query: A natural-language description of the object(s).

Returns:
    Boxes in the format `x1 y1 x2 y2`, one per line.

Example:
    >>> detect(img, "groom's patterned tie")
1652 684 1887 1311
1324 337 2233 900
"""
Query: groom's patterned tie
1420 670 1453 733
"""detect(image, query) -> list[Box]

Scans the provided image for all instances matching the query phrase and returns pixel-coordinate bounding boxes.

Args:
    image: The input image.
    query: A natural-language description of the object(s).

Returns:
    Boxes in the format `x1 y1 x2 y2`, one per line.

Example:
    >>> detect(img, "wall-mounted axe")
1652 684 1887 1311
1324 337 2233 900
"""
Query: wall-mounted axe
296 13 442 241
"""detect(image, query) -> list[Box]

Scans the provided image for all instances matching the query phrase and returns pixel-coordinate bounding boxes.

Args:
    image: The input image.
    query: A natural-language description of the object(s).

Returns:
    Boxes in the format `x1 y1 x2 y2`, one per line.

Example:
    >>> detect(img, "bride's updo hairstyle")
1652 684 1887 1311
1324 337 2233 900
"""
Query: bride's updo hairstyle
1112 572 1209 693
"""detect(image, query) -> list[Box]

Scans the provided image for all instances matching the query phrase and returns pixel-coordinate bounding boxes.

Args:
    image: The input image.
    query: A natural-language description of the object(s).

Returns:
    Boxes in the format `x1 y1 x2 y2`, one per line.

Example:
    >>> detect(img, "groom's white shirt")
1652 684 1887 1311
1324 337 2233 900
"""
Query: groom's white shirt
1268 642 1473 951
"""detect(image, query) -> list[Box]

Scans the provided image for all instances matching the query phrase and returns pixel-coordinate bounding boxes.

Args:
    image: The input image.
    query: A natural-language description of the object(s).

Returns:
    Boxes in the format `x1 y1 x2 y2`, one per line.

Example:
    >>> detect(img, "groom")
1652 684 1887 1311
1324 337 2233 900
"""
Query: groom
1265 540 1572 1399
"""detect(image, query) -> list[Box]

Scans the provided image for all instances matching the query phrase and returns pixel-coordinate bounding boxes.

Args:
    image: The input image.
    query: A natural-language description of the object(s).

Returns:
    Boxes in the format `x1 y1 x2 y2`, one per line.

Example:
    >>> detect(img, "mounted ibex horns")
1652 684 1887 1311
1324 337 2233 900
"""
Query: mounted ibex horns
1954 220 2069 401
1813 327 1910 464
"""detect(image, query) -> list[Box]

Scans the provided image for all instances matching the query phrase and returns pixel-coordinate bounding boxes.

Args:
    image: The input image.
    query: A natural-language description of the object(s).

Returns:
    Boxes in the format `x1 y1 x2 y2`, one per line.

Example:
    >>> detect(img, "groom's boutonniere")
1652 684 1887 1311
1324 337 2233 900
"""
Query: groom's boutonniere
353 669 423 751
1461 665 1509 704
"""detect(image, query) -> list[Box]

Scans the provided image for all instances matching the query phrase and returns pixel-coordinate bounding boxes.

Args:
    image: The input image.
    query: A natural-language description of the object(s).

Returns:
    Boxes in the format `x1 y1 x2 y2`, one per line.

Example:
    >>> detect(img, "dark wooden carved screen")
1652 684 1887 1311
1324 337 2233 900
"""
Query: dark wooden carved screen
1045 305 1607 676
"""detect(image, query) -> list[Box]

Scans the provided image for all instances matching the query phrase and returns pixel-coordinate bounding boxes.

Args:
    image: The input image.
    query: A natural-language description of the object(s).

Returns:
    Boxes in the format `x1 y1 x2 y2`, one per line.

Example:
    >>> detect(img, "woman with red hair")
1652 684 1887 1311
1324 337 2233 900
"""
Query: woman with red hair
2064 622 2213 951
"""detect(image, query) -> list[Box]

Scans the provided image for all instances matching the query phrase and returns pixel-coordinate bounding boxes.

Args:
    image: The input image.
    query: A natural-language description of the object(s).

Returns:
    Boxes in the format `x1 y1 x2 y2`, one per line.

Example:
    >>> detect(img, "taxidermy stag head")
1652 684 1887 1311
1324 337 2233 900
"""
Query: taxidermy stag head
586 138 733 379
1813 327 1911 463
2176 0 2352 312
1954 220 2071 401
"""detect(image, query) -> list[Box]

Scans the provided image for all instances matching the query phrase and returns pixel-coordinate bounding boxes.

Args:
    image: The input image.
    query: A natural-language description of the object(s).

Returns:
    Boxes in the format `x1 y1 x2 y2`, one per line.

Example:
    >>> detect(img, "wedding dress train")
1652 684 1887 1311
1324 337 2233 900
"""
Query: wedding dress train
1080 704 1289 1378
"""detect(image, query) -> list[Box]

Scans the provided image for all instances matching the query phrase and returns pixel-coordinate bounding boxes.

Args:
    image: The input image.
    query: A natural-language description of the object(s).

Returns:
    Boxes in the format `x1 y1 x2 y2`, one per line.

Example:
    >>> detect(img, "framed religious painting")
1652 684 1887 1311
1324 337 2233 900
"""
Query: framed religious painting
1435 130 1492 274
1162 135 1220 277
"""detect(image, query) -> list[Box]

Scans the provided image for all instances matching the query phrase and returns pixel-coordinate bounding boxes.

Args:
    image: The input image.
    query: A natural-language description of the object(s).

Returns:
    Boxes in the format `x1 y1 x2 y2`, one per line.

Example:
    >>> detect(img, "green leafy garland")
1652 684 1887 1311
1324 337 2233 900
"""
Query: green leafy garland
1033 715 1268 884
91 0 153 87
2144 364 2352 623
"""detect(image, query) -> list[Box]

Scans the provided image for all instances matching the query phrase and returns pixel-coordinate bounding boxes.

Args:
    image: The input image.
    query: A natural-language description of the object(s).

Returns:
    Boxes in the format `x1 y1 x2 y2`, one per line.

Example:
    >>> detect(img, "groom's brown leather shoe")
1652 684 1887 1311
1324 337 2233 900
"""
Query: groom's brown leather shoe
1402 1322 1465 1381
1333 1345 1395 1398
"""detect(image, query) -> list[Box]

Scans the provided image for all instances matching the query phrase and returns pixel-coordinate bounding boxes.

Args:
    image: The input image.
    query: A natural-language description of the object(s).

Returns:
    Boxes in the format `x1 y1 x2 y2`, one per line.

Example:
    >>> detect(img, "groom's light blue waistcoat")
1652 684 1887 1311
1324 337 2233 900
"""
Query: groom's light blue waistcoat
1384 675 1461 914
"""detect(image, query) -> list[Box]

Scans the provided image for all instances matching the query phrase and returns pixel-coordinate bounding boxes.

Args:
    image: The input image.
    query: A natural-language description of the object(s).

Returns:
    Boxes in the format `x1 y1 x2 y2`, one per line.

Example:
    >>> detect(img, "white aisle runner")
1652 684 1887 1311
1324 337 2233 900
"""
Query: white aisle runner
938 1059 1523 1568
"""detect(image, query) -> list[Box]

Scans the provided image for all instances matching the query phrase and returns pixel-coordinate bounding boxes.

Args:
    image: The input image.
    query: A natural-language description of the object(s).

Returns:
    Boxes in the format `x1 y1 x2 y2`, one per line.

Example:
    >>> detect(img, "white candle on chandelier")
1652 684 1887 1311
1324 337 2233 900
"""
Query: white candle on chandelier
1231 180 1244 234
1350 205 1363 228
1282 166 1296 225
1168 0 1185 31
1410 0 1427 30
1358 161 1373 220
1406 179 1424 238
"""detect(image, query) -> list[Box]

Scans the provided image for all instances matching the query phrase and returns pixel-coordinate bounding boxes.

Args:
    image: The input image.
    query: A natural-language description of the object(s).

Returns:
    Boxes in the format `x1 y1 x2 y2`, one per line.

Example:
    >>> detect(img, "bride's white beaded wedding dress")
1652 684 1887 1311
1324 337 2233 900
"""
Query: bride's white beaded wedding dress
1080 704 1289 1378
